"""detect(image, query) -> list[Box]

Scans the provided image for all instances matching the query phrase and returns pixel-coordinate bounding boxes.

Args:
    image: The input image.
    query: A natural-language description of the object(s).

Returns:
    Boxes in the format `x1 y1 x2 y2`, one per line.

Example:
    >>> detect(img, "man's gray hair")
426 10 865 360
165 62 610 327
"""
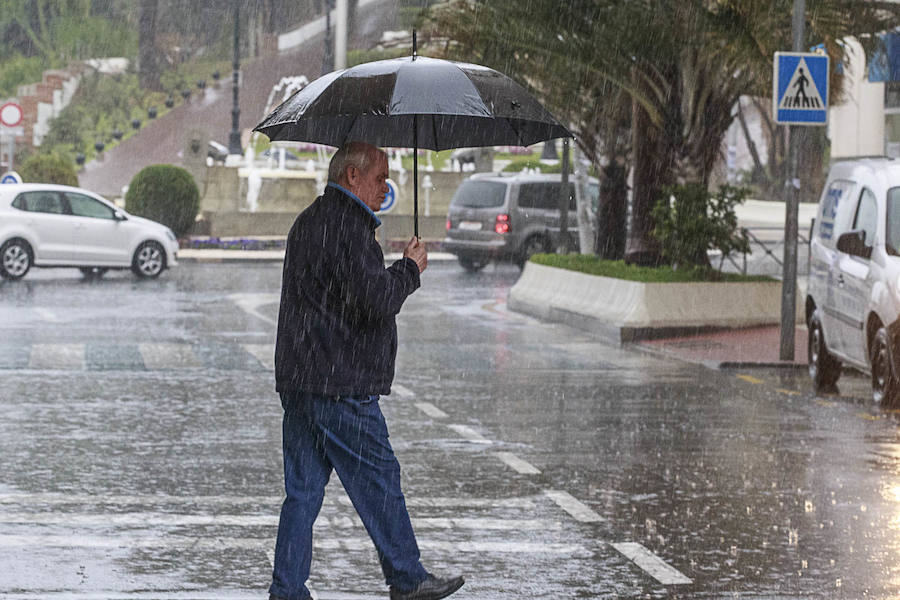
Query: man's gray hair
328 142 380 183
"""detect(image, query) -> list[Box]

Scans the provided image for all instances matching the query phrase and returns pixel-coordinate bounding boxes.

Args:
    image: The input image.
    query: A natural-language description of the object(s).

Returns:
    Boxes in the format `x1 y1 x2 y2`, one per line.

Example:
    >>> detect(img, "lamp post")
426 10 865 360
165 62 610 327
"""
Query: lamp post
228 0 242 155
322 0 334 75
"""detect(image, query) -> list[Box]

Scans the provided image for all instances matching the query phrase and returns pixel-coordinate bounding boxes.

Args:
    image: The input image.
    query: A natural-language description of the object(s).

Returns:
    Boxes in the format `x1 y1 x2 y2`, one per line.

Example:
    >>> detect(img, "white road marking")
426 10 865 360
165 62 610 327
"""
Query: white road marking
415 402 448 418
446 424 493 444
0 534 585 555
228 293 279 326
0 512 558 531
138 343 203 369
495 451 541 475
28 343 84 369
0 492 538 509
391 384 414 398
612 541 693 585
34 308 60 322
543 490 603 522
243 343 275 370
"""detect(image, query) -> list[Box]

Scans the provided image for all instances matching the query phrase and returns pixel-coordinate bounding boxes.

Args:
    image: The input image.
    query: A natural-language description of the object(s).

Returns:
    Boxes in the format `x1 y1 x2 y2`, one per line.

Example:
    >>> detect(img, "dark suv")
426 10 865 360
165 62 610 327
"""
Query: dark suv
442 173 599 271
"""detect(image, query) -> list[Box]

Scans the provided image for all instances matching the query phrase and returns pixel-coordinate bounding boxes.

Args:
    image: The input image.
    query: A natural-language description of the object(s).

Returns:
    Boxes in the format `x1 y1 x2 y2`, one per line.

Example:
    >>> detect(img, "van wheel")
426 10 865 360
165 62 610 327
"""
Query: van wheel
808 310 841 391
0 238 33 280
871 327 900 406
458 257 487 272
132 241 165 278
518 235 547 267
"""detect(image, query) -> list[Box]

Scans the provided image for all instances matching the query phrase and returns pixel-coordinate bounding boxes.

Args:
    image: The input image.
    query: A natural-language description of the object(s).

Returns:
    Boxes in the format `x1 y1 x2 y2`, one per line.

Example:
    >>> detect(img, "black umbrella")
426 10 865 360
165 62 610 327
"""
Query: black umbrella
254 33 571 236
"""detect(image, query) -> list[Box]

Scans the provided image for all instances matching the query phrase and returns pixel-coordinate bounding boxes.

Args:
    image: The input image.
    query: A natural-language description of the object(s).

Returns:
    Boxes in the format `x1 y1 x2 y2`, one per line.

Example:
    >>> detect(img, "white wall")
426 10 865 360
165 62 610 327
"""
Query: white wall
829 38 885 158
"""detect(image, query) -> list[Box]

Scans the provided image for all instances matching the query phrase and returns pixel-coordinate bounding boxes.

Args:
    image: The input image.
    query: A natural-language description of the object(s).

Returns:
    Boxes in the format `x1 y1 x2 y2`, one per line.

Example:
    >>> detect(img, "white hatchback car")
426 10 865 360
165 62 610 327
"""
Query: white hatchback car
806 158 900 405
0 183 179 280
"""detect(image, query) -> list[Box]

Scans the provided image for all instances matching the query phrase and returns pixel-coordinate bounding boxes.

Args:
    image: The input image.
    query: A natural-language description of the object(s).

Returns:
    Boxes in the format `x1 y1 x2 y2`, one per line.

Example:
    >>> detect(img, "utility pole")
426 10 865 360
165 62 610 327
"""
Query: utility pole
227 0 242 155
779 0 804 360
322 0 334 75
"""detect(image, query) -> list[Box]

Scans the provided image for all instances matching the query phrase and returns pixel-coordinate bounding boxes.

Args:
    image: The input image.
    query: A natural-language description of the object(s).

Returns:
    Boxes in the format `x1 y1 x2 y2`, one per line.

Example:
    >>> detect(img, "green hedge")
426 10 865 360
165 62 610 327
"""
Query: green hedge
529 254 773 283
18 154 79 186
125 165 199 238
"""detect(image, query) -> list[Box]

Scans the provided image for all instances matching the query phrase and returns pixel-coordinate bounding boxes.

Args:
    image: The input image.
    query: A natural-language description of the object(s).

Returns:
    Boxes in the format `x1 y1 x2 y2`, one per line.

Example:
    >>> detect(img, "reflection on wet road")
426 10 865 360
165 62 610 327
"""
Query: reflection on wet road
2 262 900 598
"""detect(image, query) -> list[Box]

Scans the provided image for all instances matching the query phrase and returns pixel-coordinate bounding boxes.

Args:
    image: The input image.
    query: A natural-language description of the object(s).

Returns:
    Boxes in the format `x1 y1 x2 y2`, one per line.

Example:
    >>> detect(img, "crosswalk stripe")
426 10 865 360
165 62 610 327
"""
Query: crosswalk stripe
0 512 560 531
0 534 585 555
415 402 448 419
243 344 274 370
0 492 538 509
544 490 603 522
495 451 541 475
28 344 84 369
138 344 204 369
612 542 693 585
446 424 492 444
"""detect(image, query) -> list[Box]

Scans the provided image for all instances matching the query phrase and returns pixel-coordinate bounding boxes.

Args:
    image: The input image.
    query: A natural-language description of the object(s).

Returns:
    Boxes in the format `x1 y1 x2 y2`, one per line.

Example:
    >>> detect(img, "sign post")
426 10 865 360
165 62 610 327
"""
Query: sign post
773 0 828 361
0 102 23 172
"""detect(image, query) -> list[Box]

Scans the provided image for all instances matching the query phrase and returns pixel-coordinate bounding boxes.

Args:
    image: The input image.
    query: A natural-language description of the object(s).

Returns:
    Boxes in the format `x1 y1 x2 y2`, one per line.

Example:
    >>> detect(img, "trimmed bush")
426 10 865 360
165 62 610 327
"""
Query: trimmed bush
18 153 79 186
125 165 199 238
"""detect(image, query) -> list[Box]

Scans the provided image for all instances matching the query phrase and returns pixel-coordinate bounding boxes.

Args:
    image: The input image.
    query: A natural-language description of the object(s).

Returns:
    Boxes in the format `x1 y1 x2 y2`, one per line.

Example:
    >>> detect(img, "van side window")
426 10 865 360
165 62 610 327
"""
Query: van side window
818 179 855 248
517 182 576 211
852 188 878 250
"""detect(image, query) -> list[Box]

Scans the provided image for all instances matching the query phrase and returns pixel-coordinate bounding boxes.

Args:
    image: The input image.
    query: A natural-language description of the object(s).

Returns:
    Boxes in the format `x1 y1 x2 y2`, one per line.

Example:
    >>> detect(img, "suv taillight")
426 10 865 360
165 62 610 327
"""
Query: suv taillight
495 213 510 234
446 218 451 231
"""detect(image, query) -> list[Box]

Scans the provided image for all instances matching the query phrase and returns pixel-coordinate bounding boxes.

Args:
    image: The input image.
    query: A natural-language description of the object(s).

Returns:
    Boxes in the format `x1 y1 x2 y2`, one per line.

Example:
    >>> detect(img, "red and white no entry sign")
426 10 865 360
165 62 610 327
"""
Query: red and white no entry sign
0 102 23 127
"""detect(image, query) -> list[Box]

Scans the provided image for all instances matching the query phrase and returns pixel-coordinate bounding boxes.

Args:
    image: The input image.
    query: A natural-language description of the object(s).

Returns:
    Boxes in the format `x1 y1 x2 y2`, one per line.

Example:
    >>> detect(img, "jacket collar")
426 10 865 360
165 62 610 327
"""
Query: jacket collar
327 182 382 228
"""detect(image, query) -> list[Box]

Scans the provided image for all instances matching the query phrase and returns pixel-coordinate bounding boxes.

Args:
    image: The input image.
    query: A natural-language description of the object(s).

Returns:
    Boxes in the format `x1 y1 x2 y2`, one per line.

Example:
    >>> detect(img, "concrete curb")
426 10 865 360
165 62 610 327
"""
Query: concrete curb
507 262 789 343
177 249 457 263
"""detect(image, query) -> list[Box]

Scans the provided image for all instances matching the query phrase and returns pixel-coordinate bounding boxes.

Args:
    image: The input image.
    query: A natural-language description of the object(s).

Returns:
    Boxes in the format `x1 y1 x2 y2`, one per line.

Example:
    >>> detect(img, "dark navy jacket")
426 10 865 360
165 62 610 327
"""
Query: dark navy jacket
275 183 420 396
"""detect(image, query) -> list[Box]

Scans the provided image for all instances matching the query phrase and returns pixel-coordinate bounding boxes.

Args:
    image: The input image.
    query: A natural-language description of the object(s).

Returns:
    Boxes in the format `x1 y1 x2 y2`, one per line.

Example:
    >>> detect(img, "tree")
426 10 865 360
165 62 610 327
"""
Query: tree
138 0 161 90
431 0 900 265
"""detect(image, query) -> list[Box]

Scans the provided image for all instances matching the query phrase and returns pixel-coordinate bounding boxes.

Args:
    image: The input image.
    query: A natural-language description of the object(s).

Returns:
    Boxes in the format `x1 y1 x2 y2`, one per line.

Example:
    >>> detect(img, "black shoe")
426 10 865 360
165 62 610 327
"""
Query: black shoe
389 574 465 600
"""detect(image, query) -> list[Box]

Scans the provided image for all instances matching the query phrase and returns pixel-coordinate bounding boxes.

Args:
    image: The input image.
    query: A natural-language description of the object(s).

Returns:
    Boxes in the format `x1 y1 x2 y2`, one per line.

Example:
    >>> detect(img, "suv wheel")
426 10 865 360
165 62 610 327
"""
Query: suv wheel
132 241 165 278
0 238 33 280
808 310 841 391
458 257 487 272
518 235 547 268
871 327 900 406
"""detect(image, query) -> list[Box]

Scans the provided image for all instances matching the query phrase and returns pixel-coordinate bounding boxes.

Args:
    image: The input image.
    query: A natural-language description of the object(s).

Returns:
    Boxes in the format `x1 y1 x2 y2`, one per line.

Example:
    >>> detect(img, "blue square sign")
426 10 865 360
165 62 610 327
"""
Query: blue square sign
773 52 829 125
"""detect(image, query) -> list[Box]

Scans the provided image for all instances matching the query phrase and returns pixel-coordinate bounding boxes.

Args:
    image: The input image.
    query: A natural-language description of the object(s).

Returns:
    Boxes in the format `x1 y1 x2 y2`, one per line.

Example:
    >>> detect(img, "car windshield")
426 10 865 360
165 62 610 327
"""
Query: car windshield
888 188 900 255
450 181 507 209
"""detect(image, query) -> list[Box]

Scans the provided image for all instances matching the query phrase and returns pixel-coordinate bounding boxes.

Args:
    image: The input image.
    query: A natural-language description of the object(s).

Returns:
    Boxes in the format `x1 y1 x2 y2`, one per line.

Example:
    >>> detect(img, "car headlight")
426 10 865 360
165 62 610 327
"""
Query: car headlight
165 229 176 242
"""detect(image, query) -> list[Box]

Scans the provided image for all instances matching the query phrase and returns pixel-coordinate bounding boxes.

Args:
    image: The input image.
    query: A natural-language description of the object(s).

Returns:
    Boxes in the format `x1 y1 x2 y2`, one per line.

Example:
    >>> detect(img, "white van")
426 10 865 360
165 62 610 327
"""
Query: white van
806 158 900 404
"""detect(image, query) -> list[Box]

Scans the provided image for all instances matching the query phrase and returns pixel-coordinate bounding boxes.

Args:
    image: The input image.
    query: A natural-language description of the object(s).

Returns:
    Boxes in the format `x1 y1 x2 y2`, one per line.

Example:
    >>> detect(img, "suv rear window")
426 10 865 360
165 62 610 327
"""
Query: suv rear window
450 181 506 208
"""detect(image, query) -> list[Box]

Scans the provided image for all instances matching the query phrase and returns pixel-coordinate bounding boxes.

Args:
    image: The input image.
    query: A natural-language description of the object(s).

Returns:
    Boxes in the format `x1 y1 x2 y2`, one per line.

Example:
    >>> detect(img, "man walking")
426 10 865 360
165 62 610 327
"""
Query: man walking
269 141 465 600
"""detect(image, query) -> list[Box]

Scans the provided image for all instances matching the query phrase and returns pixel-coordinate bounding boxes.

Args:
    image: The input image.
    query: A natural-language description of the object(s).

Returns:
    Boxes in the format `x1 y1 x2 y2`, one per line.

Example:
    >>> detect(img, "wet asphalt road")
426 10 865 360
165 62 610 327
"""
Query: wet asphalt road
2 261 900 599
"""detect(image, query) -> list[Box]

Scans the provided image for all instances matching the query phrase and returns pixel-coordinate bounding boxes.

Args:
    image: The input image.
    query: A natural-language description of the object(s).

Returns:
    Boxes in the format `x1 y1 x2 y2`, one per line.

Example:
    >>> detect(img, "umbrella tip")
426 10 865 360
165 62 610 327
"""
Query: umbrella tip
413 29 417 60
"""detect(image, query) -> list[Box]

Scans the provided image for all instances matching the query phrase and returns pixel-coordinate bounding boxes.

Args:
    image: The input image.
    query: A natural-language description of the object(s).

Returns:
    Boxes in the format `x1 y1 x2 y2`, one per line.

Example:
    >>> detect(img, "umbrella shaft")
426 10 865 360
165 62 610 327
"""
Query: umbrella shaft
413 117 419 238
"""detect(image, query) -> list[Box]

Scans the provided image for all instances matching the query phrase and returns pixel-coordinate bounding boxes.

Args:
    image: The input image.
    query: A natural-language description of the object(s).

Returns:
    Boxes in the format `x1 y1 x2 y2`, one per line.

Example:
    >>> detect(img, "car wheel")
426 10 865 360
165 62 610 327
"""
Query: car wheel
458 257 487 272
80 267 108 279
808 310 841 391
0 238 33 280
871 327 900 407
132 241 165 279
518 235 547 268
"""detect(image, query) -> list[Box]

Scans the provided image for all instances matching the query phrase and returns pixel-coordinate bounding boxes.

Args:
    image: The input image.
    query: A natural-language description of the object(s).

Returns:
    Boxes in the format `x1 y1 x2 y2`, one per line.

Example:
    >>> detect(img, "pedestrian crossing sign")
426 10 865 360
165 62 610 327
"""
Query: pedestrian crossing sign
773 52 829 125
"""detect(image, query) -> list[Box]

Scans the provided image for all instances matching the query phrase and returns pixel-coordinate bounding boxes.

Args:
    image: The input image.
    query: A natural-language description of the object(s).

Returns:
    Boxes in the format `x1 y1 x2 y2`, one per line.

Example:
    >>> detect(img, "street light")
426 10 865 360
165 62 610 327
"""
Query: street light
228 0 242 155
148 106 157 119
131 118 141 130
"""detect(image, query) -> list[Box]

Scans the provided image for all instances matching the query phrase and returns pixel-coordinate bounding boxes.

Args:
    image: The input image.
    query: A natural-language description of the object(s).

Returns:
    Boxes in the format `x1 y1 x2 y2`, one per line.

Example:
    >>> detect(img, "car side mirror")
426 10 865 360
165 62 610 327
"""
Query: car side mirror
113 209 127 221
836 229 872 259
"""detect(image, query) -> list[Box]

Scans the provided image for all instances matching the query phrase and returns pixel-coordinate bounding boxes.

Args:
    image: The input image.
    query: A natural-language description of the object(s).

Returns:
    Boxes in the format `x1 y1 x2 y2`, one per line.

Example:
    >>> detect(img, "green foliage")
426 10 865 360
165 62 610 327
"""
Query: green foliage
502 159 562 173
47 15 136 60
651 184 751 269
347 47 410 67
125 165 199 238
18 153 78 186
0 54 48 96
529 253 772 283
40 71 169 163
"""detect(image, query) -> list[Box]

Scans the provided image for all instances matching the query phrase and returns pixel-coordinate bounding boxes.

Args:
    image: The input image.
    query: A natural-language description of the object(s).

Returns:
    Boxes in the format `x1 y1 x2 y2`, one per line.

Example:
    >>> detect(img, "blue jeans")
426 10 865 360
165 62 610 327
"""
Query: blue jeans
269 391 429 599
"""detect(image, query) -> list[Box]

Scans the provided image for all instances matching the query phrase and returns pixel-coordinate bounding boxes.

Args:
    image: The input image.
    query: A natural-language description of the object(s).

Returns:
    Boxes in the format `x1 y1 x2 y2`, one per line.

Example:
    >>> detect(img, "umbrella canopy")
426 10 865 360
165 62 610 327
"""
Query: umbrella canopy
254 55 571 151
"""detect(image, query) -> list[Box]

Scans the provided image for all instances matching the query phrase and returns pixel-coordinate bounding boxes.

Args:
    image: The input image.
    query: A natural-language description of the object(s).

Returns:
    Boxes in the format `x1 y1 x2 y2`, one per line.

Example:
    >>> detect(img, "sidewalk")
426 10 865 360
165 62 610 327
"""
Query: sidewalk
635 324 808 369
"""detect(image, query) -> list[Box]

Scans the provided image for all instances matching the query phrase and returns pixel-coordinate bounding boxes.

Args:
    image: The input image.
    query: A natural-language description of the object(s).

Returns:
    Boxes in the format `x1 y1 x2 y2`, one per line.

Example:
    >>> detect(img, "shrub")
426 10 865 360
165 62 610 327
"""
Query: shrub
501 158 562 173
18 154 79 186
125 165 199 238
651 183 751 269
